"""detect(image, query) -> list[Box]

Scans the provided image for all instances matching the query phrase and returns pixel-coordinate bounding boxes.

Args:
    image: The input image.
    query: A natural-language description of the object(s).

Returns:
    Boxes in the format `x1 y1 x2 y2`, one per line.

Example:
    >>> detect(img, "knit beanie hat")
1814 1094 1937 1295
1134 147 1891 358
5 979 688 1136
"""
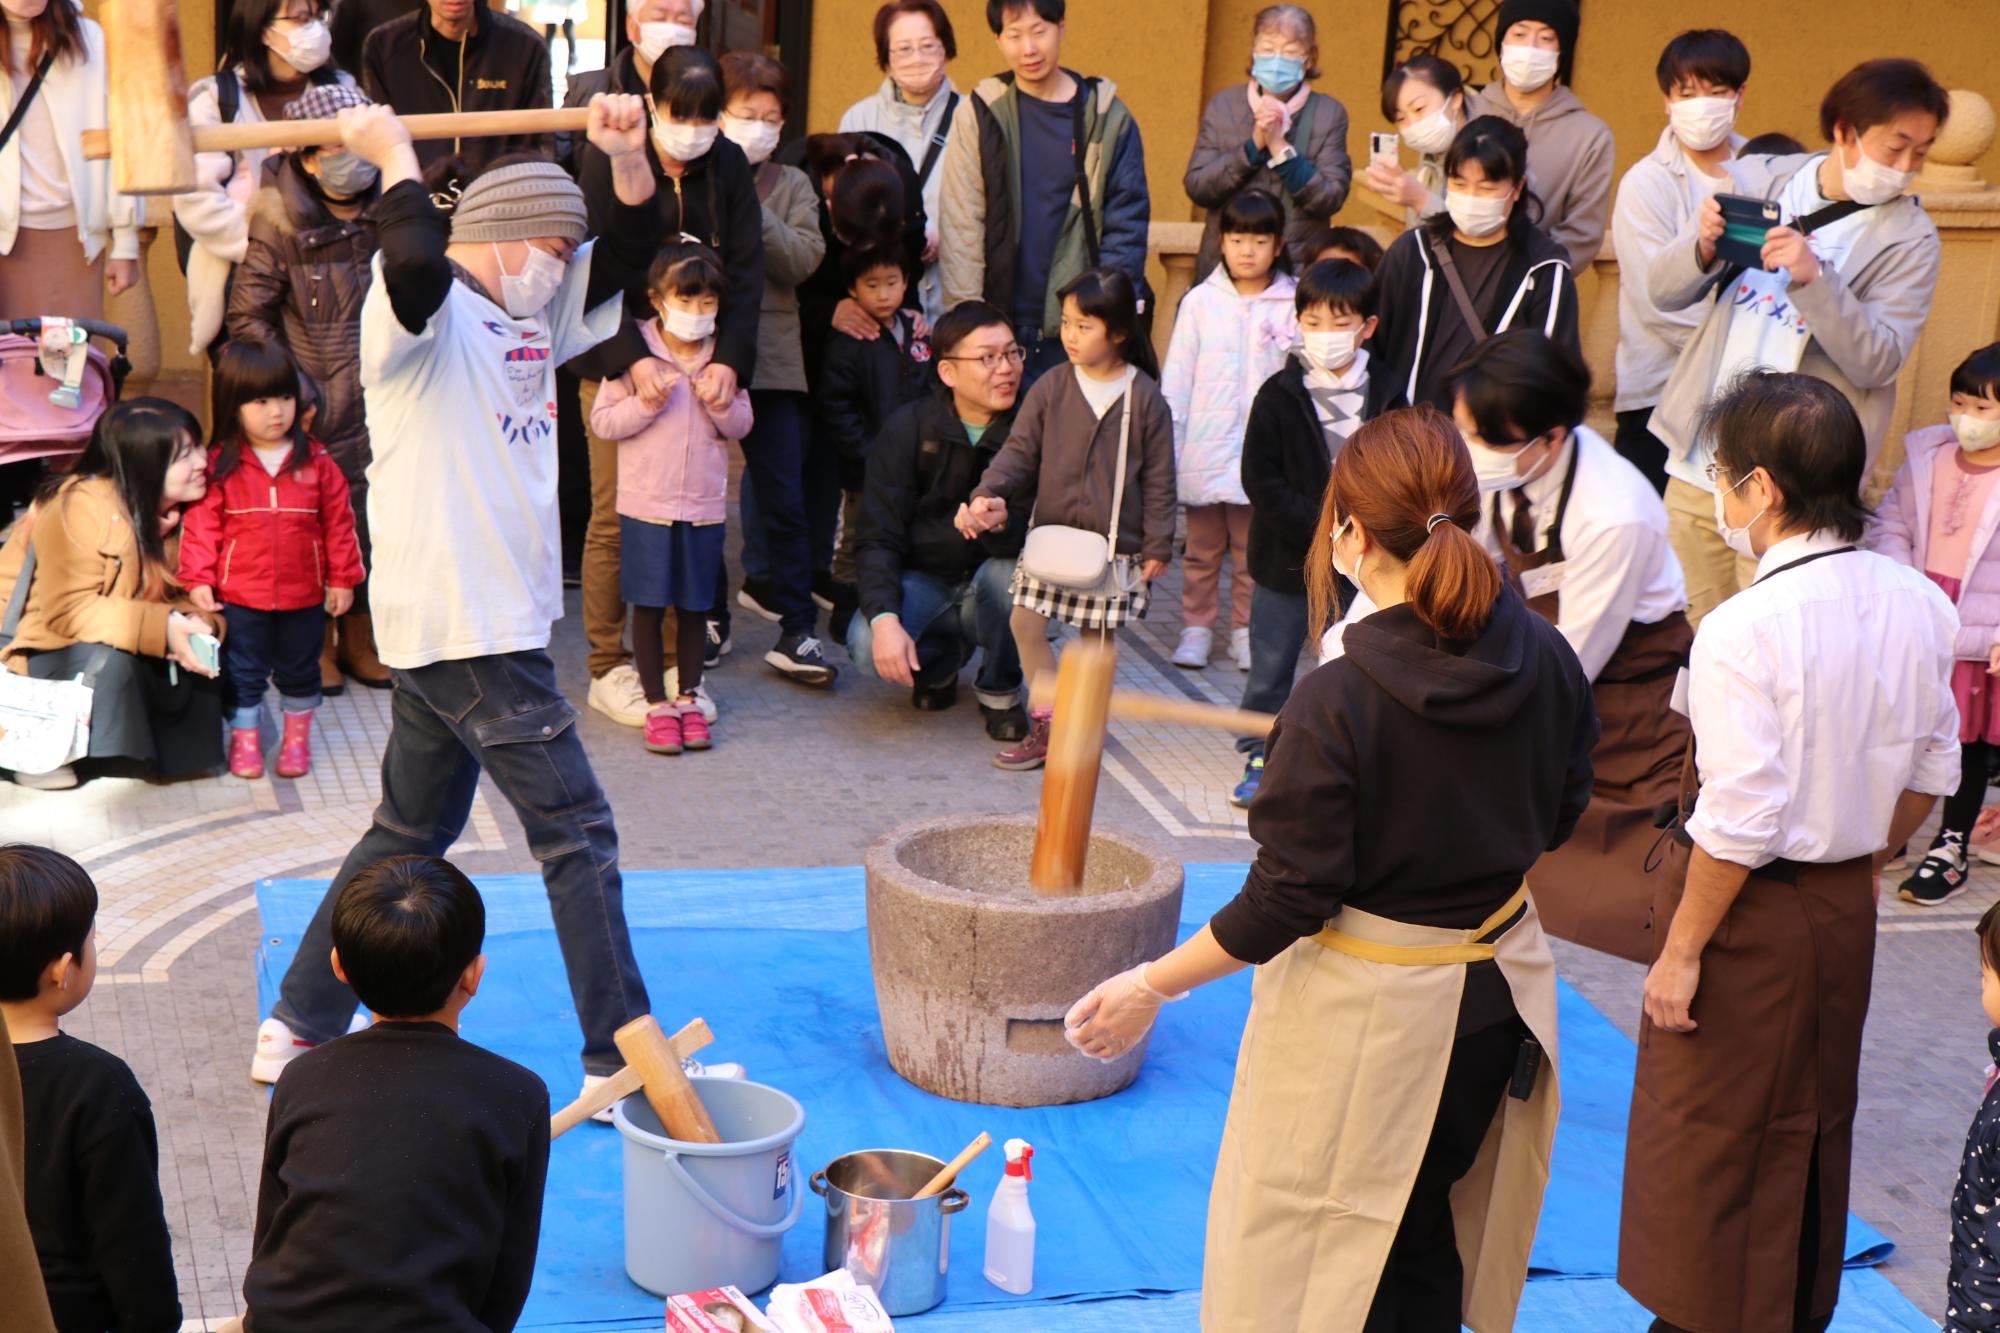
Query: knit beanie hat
1495 0 1578 55
447 160 590 246
284 81 372 121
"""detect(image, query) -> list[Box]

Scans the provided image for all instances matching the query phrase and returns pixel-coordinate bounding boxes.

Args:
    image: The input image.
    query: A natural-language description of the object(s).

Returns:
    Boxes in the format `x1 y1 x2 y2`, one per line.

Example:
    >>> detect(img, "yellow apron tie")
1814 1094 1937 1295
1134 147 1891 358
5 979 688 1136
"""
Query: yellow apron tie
1311 885 1531 967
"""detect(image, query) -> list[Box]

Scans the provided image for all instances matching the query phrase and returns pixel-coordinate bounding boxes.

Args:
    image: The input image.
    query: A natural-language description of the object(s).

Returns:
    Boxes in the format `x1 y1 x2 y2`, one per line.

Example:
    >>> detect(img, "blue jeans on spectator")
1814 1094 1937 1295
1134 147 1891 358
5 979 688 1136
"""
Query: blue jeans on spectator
1237 583 1309 755
272 649 651 1074
1017 324 1070 395
731 390 816 636
222 603 323 729
846 559 1022 706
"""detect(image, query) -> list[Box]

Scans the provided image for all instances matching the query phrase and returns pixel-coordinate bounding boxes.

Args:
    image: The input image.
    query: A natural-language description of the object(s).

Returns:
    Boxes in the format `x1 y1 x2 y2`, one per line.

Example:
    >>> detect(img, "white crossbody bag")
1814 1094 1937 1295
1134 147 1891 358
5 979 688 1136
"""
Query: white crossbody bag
1018 379 1138 592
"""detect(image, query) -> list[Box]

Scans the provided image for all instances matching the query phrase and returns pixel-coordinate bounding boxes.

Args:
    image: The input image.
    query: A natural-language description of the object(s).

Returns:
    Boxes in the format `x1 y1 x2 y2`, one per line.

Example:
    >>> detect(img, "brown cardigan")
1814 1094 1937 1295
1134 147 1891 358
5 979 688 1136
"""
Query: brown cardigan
1 1023 56 1333
0 478 217 674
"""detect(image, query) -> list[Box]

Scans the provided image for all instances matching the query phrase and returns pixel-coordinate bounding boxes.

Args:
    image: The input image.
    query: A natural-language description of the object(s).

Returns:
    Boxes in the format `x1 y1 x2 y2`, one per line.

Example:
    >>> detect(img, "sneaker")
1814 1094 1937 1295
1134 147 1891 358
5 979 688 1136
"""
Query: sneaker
250 1016 316 1083
643 703 684 755
588 663 650 728
1229 753 1265 809
811 570 838 611
10 764 77 790
913 679 958 711
705 618 730 668
982 701 1030 742
1898 831 1971 907
767 631 837 686
736 579 783 623
229 726 264 779
1230 627 1252 672
994 710 1052 770
1172 626 1212 669
678 698 712 750
683 1056 746 1080
274 711 314 779
690 680 718 724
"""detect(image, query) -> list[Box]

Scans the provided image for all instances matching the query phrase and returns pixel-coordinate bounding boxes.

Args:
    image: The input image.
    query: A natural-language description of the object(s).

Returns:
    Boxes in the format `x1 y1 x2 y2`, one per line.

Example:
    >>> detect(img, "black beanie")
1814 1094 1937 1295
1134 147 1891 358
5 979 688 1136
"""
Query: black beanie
1495 0 1579 55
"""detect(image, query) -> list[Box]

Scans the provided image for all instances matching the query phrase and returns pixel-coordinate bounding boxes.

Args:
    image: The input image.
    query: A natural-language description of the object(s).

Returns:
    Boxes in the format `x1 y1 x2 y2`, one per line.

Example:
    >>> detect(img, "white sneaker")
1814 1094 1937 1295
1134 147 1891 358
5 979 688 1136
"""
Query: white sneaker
690 681 718 724
587 663 649 728
578 1072 620 1124
250 1017 317 1084
684 1056 746 1081
1171 626 1212 669
11 764 78 790
1230 627 1252 672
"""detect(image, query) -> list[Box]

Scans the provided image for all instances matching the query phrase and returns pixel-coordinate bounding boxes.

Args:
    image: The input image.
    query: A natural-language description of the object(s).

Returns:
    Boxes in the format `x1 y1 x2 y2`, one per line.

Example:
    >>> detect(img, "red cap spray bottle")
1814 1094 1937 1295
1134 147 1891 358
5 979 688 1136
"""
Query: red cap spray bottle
983 1138 1036 1294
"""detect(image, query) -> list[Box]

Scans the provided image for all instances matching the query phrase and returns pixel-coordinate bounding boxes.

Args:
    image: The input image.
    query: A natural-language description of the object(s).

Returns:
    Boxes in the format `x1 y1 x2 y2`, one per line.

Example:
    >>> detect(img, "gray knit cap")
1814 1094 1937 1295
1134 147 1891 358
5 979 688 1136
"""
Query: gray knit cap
447 160 589 246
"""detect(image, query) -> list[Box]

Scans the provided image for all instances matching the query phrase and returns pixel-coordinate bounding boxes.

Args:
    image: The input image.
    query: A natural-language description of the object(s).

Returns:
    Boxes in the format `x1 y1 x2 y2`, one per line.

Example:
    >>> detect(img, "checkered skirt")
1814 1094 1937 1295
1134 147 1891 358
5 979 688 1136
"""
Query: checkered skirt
1010 558 1150 630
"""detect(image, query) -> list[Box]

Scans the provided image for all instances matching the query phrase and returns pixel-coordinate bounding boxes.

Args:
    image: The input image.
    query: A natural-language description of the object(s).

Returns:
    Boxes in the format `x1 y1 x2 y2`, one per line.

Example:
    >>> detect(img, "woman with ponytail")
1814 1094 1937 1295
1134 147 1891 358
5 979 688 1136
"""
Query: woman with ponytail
1066 404 1597 1330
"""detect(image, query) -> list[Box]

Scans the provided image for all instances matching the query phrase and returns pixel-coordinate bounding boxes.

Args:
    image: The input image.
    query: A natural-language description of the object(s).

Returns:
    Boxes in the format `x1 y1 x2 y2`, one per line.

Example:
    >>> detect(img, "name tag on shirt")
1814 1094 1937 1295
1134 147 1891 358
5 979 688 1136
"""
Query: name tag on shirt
1520 562 1567 600
1670 666 1691 717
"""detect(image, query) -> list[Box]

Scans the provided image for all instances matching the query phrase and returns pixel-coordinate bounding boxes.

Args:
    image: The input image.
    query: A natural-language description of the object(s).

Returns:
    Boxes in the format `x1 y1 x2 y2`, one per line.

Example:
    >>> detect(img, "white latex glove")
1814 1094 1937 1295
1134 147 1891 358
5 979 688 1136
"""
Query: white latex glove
1064 962 1185 1062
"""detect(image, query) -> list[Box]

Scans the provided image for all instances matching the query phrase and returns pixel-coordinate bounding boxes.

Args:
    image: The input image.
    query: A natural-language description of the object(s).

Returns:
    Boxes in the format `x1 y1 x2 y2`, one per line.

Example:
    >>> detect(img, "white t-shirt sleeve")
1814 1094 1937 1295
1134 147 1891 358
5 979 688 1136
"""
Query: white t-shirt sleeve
549 239 629 367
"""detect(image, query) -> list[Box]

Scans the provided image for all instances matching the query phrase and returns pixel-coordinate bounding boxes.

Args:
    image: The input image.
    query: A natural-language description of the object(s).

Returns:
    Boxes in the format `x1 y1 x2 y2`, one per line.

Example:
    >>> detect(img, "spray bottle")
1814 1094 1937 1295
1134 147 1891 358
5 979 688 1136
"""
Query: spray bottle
983 1138 1036 1294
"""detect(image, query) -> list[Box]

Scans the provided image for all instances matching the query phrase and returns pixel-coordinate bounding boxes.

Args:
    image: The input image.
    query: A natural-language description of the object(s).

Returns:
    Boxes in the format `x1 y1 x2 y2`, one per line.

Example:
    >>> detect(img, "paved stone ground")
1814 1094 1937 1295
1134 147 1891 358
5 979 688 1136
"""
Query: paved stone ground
0 555 1983 1329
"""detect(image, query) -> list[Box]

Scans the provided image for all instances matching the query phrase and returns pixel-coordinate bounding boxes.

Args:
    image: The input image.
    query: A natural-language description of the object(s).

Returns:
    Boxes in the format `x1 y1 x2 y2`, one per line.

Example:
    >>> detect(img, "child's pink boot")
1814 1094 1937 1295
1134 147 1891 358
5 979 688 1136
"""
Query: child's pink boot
644 702 683 755
229 726 264 779
275 711 314 779
678 696 712 750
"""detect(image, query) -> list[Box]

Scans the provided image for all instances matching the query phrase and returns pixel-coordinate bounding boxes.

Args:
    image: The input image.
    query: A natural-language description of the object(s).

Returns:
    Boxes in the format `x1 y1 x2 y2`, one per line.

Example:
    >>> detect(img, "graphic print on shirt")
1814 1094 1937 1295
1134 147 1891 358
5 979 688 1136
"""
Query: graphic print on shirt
498 344 555 446
1728 277 1809 341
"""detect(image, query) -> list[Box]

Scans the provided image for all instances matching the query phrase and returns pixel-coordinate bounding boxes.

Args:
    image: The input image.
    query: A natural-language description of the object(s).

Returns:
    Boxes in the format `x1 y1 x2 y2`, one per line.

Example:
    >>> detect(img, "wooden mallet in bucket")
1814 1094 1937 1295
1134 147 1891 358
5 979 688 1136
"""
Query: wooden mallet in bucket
90 0 597 195
548 1016 723 1142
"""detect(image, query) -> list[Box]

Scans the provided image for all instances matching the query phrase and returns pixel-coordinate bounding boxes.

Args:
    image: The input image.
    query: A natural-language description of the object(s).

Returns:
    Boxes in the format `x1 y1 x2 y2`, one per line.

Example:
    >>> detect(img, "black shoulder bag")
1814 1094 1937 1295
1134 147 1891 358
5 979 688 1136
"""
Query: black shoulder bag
916 91 959 188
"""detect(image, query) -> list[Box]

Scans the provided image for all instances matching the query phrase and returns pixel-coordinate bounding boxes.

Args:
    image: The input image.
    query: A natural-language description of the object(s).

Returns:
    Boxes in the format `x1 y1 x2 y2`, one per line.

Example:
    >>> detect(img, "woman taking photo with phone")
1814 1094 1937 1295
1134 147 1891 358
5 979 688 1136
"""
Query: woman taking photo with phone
1066 404 1596 1330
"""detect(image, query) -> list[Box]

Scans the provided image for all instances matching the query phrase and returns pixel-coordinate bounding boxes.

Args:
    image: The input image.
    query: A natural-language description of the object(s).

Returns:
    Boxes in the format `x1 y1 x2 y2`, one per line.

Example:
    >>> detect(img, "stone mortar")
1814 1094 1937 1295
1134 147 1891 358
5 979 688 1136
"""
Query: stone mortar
864 813 1185 1107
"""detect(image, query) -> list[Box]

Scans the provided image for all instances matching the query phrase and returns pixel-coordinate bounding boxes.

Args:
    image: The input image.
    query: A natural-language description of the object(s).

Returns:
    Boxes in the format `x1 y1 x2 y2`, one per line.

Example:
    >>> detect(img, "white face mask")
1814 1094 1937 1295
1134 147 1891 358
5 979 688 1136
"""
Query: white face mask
1301 329 1360 373
494 243 567 319
660 306 716 341
1712 471 1768 557
1445 187 1511 239
1840 140 1913 206
1402 103 1458 156
267 18 332 73
1464 436 1533 493
1668 95 1737 152
720 113 782 165
1330 517 1360 585
654 118 719 163
1952 414 2000 454
636 20 699 63
1499 43 1559 93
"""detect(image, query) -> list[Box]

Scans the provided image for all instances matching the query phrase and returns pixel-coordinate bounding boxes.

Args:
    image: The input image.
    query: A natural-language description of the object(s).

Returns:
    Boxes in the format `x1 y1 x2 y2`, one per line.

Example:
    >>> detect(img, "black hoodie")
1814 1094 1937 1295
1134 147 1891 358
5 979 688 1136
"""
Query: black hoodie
1211 587 1597 964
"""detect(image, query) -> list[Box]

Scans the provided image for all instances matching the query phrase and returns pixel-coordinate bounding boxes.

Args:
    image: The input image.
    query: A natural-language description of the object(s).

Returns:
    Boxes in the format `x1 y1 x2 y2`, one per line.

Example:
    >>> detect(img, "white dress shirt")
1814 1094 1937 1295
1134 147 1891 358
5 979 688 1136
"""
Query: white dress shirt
1478 425 1688 679
1686 529 1961 868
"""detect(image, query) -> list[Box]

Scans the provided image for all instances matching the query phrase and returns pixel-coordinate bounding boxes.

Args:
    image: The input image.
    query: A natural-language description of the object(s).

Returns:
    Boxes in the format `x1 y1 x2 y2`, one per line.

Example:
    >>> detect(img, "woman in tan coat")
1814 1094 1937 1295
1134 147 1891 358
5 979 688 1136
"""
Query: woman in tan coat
0 399 225 788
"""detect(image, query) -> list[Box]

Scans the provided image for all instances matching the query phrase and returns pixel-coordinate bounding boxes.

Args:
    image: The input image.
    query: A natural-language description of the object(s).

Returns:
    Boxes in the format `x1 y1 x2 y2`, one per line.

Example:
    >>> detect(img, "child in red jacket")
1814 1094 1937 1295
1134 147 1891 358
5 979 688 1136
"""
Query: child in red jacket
179 342 363 780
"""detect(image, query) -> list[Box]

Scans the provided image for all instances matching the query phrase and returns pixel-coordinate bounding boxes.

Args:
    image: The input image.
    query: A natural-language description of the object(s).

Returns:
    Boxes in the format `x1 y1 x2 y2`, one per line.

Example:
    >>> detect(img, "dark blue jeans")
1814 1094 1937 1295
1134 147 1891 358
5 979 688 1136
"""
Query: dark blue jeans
844 559 1023 705
272 649 651 1074
1237 584 1309 755
1016 324 1070 395
731 390 816 635
222 603 323 728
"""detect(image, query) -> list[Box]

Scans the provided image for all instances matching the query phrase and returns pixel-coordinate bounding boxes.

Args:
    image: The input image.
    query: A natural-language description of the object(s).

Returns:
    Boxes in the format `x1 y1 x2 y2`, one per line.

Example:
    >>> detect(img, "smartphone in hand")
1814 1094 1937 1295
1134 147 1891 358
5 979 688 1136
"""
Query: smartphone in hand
1370 131 1400 161
1715 193 1782 269
189 632 221 675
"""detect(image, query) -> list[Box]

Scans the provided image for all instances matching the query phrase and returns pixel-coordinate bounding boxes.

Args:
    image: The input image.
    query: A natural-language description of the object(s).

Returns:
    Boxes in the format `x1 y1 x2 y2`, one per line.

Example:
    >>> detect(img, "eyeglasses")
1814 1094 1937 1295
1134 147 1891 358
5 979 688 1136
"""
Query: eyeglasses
943 347 1027 372
888 40 946 60
1251 41 1310 60
1703 462 1730 487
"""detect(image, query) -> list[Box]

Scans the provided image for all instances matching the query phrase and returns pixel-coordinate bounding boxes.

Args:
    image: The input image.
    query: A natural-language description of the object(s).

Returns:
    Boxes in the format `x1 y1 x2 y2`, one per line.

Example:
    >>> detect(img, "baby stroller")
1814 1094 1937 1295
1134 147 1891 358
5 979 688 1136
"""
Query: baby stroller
0 316 133 469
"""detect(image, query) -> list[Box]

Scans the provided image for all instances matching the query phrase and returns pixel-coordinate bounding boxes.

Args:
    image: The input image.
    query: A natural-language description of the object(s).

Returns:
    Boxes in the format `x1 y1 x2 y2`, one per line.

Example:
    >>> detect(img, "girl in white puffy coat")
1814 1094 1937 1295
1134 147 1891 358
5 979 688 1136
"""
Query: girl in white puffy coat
1160 188 1298 670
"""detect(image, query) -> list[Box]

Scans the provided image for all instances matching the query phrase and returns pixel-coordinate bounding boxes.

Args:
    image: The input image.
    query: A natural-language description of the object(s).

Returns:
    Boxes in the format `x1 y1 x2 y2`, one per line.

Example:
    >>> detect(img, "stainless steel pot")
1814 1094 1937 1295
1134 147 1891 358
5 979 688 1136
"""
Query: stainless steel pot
809 1149 971 1316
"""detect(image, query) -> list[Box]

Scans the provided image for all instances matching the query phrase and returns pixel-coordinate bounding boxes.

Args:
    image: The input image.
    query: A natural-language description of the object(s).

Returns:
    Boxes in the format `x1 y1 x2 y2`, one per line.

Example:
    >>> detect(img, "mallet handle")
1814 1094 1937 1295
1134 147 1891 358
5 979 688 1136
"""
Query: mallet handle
1028 672 1276 737
81 107 595 162
616 1014 725 1145
913 1132 991 1199
549 1017 713 1139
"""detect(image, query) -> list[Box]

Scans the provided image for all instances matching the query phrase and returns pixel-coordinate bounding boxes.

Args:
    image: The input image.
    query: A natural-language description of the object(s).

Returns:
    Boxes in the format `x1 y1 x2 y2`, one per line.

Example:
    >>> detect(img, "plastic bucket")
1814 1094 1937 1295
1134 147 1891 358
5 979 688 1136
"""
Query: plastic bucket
612 1077 807 1296
810 1149 970 1316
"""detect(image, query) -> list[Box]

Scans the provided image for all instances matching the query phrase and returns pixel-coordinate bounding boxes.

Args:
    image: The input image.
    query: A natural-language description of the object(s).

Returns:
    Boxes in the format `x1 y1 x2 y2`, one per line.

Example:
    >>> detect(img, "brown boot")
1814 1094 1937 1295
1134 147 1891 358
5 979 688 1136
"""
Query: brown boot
319 619 345 697
337 611 393 689
993 709 1052 771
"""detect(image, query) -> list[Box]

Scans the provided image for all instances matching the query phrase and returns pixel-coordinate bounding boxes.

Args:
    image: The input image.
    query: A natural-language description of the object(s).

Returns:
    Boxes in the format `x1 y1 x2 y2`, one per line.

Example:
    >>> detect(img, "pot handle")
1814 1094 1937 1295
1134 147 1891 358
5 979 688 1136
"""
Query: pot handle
662 1149 807 1239
940 1188 971 1215
809 1169 829 1197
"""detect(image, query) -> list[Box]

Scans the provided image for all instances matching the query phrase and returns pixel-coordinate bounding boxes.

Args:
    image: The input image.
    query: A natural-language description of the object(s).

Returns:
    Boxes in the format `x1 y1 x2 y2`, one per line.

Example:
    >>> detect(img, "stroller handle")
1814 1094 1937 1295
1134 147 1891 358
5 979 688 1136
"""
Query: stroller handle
5 318 130 353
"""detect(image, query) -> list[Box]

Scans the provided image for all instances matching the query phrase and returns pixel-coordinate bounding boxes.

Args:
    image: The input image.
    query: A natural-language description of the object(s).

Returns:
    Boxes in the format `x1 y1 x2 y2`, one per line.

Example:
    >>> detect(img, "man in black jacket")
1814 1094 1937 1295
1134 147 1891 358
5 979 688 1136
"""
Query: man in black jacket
848 300 1029 739
555 0 701 172
362 0 552 173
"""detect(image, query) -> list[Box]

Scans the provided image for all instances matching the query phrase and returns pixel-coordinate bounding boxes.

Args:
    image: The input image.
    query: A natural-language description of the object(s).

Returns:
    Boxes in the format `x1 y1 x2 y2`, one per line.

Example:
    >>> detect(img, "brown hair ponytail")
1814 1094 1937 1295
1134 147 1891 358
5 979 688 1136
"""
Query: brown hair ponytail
1306 404 1500 643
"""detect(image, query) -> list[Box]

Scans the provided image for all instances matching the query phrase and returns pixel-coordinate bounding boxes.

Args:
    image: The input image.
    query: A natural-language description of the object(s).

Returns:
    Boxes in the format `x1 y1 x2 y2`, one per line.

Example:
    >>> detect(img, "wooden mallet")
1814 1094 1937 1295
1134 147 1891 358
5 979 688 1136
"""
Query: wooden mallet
95 0 593 195
613 1014 726 1144
549 1017 714 1139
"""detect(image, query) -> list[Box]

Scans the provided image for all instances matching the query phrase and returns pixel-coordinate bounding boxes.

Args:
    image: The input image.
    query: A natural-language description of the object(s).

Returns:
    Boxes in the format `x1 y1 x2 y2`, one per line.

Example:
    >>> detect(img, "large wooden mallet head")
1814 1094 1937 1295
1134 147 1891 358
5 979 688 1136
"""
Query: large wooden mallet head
103 0 198 196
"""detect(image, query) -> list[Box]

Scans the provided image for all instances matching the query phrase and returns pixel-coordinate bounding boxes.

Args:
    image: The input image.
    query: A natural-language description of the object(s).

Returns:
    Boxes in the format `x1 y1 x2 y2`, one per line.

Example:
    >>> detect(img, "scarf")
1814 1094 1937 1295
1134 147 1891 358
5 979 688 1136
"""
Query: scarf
1246 79 1312 140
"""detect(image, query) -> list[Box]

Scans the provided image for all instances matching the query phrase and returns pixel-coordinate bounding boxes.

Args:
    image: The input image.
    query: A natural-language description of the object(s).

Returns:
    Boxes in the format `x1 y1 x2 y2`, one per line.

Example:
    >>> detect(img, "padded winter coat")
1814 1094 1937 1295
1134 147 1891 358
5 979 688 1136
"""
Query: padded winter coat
178 442 364 611
1160 265 1298 506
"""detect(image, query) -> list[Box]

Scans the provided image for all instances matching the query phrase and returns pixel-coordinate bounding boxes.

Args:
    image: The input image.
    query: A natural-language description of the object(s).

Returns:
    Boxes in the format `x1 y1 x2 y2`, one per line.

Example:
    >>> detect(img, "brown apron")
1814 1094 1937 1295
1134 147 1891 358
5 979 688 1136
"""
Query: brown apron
1202 886 1561 1333
1493 447 1694 962
1619 545 1872 1333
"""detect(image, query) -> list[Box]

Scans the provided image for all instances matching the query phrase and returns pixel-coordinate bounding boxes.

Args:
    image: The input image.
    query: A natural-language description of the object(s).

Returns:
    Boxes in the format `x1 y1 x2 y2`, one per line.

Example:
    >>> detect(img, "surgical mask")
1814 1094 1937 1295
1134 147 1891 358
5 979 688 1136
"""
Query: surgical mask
1952 414 2000 453
1402 104 1457 156
1499 42 1559 93
1249 54 1305 96
660 306 716 341
1330 518 1359 584
1668 95 1737 152
1712 471 1767 557
1445 187 1511 238
495 243 567 319
313 149 379 197
1464 436 1531 493
720 113 781 165
653 118 719 163
636 20 699 63
267 18 331 73
1301 329 1359 372
1840 142 1913 207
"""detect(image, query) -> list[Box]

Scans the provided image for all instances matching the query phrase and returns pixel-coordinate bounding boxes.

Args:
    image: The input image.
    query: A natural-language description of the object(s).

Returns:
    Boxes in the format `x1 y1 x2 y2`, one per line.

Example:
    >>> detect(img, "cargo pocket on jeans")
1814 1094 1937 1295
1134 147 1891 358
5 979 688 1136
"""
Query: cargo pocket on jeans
473 697 577 749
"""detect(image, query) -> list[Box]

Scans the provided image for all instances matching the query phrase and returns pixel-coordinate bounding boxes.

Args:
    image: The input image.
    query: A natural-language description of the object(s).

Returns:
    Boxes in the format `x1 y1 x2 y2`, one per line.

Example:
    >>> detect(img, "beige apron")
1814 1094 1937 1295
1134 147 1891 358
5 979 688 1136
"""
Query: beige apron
1202 886 1562 1333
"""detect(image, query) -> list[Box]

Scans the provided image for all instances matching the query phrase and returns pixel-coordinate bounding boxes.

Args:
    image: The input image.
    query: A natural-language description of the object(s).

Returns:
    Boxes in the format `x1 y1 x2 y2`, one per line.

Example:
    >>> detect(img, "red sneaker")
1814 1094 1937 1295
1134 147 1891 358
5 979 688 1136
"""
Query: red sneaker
644 703 683 755
275 710 314 779
678 697 712 750
229 726 264 779
993 709 1052 771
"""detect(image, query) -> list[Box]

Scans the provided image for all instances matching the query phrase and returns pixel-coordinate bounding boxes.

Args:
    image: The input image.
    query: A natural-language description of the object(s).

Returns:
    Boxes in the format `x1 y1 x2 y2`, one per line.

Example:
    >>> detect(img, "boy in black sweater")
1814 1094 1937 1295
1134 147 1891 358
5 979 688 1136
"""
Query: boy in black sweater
240 855 550 1332
0 844 180 1333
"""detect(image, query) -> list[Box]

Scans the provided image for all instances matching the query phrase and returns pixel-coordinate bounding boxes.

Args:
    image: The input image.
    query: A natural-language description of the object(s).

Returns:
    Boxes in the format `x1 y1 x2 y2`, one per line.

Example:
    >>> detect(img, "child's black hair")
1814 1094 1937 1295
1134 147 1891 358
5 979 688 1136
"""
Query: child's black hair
647 240 727 303
1296 258 1378 321
1217 189 1291 275
1979 900 2000 976
1444 328 1591 443
1305 224 1385 272
331 855 486 1018
1654 29 1750 96
1950 342 2000 403
0 845 98 1002
841 242 909 292
1422 115 1544 246
1056 266 1158 381
1738 131 1806 158
209 339 312 482
649 45 726 125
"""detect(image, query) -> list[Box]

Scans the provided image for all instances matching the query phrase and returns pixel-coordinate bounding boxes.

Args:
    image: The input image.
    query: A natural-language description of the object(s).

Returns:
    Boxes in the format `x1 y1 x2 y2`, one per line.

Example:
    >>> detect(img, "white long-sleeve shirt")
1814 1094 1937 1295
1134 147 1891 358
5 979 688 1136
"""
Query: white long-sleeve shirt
1477 425 1687 679
1686 528 1961 869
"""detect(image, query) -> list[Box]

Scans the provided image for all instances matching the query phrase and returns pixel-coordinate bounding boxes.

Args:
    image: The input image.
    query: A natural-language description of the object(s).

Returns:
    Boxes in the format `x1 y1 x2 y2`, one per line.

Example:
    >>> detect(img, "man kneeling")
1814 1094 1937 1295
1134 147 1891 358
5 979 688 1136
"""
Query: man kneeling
848 301 1030 739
